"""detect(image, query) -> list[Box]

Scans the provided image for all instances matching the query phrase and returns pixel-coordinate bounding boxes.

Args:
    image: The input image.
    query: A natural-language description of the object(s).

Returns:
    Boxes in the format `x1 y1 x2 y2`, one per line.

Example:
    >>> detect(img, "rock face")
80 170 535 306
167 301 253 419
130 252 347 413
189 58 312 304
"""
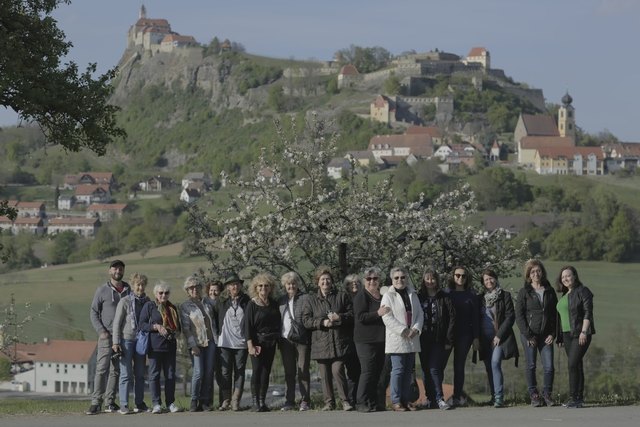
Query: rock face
111 47 266 113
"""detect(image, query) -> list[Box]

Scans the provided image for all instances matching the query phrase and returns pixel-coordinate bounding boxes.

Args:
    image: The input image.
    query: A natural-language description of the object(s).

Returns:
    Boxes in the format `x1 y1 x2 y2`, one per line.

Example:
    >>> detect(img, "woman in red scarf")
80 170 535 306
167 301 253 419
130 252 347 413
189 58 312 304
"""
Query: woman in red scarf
139 281 182 414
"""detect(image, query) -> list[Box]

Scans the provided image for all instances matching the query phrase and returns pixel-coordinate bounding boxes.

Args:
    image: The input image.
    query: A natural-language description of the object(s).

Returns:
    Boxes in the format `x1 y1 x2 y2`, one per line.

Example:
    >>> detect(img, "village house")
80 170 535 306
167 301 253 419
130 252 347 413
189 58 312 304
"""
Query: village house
463 47 491 70
63 172 115 191
0 216 13 232
47 217 100 238
370 94 397 125
345 151 373 168
138 176 174 192
533 146 605 175
6 200 46 218
605 142 640 172
74 185 111 205
159 34 198 52
12 339 97 394
484 214 555 239
180 188 201 203
181 172 211 190
57 195 76 211
86 203 129 221
11 217 45 235
368 133 433 164
406 125 444 146
327 158 353 179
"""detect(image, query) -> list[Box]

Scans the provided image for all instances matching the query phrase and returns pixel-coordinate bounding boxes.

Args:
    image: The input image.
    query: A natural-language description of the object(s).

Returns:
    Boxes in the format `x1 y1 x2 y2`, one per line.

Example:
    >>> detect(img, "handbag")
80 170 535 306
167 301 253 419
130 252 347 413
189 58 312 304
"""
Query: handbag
285 302 307 344
135 330 149 356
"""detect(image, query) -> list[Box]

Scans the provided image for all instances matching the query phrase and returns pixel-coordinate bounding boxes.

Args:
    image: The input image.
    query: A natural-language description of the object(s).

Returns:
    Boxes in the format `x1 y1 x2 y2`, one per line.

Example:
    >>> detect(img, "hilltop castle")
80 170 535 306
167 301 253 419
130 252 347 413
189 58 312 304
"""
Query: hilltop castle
127 5 197 53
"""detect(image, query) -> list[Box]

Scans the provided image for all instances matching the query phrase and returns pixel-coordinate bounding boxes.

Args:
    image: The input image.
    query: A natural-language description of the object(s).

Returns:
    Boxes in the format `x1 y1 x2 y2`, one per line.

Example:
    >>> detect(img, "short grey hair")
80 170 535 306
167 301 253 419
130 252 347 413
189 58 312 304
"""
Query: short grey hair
343 274 362 292
153 280 170 295
183 275 202 291
389 267 406 279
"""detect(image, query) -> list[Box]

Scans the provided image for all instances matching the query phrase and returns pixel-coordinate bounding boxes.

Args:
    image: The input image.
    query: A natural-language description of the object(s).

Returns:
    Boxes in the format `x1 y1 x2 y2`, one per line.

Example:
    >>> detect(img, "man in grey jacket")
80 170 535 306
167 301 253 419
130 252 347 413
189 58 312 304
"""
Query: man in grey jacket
86 260 131 415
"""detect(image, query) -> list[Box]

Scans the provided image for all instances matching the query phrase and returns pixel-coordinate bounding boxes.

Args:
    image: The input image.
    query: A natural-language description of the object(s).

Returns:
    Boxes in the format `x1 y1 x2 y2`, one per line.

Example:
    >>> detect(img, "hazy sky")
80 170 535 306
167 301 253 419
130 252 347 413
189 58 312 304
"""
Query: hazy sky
2 0 639 141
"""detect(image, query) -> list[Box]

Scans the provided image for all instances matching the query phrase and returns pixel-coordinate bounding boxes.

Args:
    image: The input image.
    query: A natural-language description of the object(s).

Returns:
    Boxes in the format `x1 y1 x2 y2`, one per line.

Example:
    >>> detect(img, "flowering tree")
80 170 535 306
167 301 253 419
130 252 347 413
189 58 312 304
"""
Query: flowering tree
187 116 528 288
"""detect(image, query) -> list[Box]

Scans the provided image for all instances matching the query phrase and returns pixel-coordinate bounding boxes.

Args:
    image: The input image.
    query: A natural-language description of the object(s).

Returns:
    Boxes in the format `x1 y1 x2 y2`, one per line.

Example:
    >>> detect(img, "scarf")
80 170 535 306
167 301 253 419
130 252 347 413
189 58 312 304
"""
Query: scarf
484 286 502 308
158 300 179 332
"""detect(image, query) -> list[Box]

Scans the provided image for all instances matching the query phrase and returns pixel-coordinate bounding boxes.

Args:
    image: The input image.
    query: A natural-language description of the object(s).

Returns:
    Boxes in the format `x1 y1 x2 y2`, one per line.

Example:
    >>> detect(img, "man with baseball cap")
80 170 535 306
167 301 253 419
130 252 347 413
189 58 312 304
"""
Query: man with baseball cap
86 260 131 415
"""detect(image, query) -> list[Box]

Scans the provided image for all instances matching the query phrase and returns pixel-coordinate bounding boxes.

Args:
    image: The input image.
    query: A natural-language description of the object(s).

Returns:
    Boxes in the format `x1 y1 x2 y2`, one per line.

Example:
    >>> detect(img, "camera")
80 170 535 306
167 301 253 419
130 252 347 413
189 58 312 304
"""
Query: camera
111 351 121 363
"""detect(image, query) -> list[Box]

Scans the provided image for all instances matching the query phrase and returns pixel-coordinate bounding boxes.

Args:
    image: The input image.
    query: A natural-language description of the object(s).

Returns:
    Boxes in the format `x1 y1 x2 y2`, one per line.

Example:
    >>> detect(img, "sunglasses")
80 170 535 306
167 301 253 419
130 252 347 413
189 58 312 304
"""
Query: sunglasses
393 276 406 280
454 274 466 278
158 291 170 295
257 284 270 288
365 277 379 281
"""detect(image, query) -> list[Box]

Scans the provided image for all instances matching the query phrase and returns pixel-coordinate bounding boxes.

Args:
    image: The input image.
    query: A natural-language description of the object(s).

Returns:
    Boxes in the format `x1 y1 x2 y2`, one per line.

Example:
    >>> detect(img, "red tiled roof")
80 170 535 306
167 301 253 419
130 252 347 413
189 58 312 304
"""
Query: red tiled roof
467 47 487 57
16 340 96 364
48 217 99 226
520 136 574 149
13 217 43 225
537 146 604 160
75 184 109 196
15 201 45 210
135 18 170 28
339 64 359 76
610 142 640 157
0 216 13 224
372 95 395 110
520 114 560 137
406 126 443 138
161 34 197 43
86 204 127 212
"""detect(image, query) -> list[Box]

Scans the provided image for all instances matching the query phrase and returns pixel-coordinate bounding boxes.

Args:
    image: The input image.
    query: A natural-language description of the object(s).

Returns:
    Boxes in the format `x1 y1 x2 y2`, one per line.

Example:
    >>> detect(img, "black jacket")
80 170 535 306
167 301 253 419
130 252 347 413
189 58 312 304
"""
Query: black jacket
353 289 385 344
557 285 595 343
515 283 558 340
417 289 456 346
302 289 353 360
479 290 519 364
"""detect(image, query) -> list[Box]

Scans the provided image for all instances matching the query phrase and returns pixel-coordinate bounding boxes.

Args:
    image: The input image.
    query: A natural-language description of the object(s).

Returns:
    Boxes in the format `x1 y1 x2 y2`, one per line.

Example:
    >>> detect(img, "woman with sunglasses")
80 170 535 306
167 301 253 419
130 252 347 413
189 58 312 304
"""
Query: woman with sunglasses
244 272 281 412
139 281 182 414
180 276 216 412
381 267 423 412
353 267 390 412
443 266 479 407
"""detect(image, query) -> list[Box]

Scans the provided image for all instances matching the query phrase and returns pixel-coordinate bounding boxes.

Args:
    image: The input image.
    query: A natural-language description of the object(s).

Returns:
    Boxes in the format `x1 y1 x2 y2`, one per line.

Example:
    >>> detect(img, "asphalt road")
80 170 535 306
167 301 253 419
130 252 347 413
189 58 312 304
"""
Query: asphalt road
0 405 638 427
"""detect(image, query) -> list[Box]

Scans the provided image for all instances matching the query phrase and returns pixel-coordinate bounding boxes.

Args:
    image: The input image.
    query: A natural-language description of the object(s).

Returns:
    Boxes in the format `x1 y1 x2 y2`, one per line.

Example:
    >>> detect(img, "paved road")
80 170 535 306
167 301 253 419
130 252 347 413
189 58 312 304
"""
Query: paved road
0 405 638 427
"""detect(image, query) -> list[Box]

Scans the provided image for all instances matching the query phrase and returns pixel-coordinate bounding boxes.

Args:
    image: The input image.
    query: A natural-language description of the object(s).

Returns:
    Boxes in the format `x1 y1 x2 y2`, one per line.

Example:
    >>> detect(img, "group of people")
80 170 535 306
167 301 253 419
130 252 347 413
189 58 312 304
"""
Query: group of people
85 258 595 415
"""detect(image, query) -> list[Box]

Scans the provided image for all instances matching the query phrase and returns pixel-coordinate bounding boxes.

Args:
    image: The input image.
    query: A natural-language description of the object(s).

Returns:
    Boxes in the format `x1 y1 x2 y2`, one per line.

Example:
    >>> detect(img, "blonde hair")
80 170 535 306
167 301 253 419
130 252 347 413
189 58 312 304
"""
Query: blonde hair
249 272 277 299
130 273 148 288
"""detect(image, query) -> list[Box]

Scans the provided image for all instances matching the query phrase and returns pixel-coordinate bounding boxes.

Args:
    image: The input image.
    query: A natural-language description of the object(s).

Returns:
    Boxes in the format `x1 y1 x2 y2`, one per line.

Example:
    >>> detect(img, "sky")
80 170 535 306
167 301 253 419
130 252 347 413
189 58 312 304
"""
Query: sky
2 0 639 141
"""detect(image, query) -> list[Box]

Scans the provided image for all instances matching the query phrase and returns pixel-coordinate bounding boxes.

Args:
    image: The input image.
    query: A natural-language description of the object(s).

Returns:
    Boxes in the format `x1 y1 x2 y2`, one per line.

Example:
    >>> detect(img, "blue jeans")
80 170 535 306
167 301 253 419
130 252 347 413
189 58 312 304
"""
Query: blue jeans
389 353 415 405
190 343 216 402
418 332 447 402
148 348 177 406
520 334 554 395
480 335 505 399
119 338 147 407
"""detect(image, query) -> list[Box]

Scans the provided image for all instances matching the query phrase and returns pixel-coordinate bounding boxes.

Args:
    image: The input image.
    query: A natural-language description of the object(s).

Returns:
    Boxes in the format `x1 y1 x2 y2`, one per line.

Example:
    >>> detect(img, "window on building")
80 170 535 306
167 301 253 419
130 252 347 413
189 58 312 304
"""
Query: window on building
72 365 76 369
40 363 43 367
42 380 47 387
48 363 51 368
56 368 59 373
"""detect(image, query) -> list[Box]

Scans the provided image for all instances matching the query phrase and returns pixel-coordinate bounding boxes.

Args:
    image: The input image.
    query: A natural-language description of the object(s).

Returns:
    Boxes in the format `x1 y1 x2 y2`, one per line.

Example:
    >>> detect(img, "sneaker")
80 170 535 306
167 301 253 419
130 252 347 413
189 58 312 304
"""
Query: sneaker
321 403 335 411
494 397 504 408
343 401 354 411
542 392 554 407
437 399 451 410
104 403 120 413
151 404 163 414
449 396 467 407
169 403 183 413
530 392 543 407
219 399 231 411
281 402 295 411
201 403 212 412
134 402 151 413
299 401 310 411
118 406 132 415
85 404 101 415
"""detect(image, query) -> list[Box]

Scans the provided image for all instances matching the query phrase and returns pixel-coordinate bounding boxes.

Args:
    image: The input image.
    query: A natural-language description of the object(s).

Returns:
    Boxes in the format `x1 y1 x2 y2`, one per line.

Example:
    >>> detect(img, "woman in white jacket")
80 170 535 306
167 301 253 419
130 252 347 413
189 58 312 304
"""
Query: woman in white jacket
381 267 423 412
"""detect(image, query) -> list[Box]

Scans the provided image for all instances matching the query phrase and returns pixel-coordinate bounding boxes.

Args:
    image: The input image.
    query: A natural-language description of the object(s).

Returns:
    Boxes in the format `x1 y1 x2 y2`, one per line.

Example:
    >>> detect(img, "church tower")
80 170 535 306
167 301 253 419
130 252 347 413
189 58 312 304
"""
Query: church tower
139 4 147 19
558 92 575 142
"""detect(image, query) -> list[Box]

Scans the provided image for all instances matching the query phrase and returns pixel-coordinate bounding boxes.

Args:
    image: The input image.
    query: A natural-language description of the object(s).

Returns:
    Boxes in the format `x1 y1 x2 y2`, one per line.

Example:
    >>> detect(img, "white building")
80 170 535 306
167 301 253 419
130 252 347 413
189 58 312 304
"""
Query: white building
12 339 97 394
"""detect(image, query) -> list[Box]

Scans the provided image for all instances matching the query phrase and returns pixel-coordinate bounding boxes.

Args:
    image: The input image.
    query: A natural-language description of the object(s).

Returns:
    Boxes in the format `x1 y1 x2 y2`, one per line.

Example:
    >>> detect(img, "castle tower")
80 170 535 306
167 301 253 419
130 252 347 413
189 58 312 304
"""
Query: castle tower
139 4 146 19
558 91 575 142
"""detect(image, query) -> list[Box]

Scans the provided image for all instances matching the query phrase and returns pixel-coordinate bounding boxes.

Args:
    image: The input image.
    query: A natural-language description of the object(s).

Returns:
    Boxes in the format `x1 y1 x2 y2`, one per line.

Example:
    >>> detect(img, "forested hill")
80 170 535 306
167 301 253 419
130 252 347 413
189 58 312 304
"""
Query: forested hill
109 45 540 175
